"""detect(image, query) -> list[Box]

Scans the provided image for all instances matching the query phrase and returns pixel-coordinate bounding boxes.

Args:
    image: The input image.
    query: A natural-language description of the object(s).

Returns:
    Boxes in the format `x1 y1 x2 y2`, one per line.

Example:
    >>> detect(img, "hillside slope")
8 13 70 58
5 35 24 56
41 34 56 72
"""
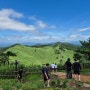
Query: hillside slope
5 44 75 66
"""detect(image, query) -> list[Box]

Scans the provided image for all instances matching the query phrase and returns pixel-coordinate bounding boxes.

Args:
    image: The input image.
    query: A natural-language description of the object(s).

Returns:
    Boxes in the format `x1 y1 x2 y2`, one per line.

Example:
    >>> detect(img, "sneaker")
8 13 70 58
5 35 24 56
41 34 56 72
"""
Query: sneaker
47 85 50 87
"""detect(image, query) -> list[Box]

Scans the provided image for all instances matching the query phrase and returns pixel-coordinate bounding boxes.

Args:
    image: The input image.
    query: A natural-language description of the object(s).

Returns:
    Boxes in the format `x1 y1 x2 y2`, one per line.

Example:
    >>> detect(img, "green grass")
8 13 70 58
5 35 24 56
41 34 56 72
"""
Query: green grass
81 68 90 75
0 73 90 90
5 44 75 66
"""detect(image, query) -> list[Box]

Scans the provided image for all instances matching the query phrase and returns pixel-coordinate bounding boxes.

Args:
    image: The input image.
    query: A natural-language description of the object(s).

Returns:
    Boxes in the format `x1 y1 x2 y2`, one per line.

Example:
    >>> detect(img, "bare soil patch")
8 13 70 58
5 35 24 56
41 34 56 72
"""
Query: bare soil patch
52 72 90 82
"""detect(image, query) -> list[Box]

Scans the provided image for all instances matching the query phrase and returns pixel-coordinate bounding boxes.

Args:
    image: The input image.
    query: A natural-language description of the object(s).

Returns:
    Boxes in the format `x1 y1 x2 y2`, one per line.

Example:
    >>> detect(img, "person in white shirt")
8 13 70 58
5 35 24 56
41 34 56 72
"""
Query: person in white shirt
51 63 55 72
54 63 57 72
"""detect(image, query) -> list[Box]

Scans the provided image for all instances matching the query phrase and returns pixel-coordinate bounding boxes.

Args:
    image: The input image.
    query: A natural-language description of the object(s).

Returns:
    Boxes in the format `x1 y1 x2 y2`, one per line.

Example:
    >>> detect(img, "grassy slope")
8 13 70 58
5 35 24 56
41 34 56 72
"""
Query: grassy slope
5 45 75 66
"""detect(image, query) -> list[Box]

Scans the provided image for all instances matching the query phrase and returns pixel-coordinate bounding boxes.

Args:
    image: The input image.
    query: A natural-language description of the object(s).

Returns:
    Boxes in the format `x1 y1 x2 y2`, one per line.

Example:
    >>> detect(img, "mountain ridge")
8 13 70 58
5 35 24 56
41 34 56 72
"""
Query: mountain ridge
2 42 76 66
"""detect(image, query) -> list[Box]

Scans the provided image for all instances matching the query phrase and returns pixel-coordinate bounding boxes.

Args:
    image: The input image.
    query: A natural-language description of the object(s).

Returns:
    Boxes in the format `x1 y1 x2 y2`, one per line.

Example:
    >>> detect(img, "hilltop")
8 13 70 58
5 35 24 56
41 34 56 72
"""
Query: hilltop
4 43 78 66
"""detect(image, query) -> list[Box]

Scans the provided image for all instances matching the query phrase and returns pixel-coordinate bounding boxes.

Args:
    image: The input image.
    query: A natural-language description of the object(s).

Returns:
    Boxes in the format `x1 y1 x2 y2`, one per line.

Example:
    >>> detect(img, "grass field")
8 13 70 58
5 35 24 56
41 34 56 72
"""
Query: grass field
5 44 75 66
81 68 90 75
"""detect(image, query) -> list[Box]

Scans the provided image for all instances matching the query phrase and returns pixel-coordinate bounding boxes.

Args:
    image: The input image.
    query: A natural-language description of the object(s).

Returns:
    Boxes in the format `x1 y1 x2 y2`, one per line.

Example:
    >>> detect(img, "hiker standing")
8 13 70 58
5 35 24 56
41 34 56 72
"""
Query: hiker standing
72 59 81 81
65 58 72 79
54 63 57 72
15 60 18 71
18 68 23 82
42 63 50 87
51 63 55 73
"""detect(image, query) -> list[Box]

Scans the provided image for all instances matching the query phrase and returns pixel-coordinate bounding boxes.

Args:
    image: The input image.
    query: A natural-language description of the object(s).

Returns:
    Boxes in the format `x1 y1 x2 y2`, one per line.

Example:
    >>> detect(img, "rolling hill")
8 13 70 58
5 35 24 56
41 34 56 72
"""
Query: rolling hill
4 43 76 66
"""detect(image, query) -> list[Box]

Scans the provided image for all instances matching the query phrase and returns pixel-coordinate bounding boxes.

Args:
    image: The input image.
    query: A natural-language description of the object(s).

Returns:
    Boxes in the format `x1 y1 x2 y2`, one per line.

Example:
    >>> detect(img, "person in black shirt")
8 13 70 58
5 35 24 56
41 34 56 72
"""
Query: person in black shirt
65 58 72 79
42 63 50 87
73 59 81 81
18 68 23 82
15 60 18 71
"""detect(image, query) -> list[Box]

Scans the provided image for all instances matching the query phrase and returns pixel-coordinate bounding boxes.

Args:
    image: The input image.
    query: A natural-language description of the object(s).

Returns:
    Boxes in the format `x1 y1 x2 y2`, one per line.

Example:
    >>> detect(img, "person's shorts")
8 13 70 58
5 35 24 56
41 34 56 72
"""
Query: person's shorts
74 70 80 75
54 68 57 71
18 75 22 79
52 68 54 70
43 75 50 81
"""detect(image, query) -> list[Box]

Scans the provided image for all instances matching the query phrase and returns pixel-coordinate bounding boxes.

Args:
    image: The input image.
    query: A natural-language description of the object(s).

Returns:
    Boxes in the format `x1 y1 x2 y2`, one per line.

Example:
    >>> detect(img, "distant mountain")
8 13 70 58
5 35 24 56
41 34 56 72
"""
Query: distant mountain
0 43 15 47
0 41 81 48
69 41 81 45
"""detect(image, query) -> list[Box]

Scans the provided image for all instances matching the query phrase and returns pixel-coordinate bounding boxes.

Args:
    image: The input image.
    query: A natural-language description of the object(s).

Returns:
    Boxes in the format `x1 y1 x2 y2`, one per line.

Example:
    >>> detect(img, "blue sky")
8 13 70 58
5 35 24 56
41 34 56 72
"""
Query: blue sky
0 0 90 45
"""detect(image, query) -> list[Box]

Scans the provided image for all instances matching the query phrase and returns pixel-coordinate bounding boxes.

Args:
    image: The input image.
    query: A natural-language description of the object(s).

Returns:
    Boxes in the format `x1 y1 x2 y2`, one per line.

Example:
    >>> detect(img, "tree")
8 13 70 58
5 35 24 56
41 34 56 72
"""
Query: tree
80 38 90 48
55 49 61 54
0 53 8 65
6 51 17 65
78 38 90 60
73 53 82 60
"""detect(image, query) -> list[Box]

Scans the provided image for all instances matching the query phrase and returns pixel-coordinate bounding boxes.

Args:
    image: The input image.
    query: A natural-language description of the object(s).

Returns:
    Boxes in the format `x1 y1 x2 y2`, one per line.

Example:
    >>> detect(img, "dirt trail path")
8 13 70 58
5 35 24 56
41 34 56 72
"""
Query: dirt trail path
52 72 90 82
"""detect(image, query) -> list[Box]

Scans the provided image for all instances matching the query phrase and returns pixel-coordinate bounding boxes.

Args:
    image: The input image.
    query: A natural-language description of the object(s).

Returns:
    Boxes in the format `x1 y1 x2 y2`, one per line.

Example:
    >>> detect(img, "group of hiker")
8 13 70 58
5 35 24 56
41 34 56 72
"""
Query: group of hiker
17 58 81 87
42 58 81 87
65 58 81 81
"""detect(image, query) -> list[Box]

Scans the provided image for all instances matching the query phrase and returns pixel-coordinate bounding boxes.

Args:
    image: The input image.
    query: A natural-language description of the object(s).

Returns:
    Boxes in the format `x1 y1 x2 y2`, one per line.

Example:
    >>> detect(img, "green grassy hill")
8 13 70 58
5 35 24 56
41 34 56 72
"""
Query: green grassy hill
5 44 75 66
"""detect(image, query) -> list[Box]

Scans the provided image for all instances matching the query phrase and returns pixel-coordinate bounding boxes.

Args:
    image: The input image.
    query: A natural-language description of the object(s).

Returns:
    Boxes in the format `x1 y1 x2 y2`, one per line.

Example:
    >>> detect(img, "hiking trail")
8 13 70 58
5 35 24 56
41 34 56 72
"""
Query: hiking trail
52 72 90 82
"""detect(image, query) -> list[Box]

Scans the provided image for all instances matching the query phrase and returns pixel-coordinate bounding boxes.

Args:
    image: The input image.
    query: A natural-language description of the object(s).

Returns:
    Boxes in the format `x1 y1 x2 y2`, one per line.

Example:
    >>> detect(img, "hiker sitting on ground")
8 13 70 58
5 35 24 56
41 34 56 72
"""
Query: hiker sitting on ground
72 59 81 81
42 63 50 87
65 58 72 79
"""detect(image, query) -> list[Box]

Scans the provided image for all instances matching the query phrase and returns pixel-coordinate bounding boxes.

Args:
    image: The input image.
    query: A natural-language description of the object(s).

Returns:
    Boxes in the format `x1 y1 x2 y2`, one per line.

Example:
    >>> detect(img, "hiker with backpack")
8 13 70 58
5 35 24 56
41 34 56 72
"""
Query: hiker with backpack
42 63 50 87
18 67 23 82
65 58 72 79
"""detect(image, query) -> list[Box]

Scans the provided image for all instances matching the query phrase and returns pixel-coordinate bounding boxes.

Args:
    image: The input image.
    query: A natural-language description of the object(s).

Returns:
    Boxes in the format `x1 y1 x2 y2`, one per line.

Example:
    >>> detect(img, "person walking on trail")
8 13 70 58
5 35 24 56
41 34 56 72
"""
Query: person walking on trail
65 58 72 79
42 63 50 87
18 68 23 82
51 63 55 73
73 59 81 81
54 63 57 72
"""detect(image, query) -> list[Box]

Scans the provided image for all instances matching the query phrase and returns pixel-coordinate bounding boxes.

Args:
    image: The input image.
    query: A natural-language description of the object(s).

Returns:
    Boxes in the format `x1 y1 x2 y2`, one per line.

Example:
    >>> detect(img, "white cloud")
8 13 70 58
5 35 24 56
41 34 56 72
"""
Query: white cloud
0 9 36 31
70 34 79 38
50 25 56 29
78 27 90 32
36 20 46 28
0 9 23 18
68 34 90 41
29 16 37 20
1 32 90 44
29 16 47 28
29 16 57 29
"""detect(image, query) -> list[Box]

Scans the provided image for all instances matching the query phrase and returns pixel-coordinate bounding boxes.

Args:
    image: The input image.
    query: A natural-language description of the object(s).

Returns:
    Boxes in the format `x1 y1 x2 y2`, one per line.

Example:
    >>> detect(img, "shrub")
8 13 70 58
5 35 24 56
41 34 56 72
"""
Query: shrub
11 87 18 90
61 79 68 88
50 80 57 87
56 78 61 87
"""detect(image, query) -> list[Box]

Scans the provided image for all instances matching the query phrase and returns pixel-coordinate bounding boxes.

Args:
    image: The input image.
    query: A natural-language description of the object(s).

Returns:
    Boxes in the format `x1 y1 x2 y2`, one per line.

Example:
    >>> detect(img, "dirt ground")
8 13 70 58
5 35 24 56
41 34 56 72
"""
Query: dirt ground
52 72 90 82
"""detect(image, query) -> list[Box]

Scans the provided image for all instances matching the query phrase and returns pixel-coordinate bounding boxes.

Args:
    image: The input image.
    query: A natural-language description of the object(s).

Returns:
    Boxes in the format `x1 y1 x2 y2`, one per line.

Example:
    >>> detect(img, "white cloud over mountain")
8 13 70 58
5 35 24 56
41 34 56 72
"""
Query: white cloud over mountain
0 9 35 31
0 9 90 45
